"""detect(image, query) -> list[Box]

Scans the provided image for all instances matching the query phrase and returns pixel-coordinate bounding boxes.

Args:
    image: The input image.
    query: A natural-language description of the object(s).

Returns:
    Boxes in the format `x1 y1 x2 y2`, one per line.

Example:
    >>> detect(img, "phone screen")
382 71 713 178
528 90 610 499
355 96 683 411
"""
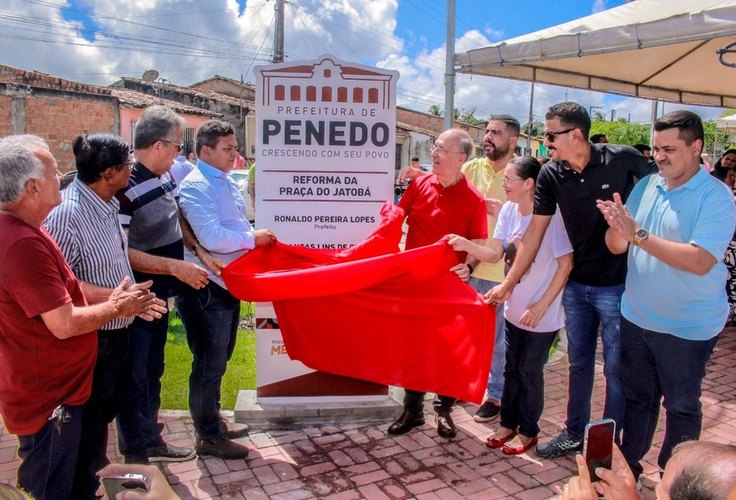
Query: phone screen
101 474 148 498
583 419 615 480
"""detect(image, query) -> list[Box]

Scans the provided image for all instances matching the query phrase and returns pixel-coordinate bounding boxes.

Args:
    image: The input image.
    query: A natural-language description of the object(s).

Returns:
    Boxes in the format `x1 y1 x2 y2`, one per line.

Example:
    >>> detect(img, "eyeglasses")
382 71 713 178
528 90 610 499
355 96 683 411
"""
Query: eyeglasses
544 128 575 143
502 176 524 185
159 139 184 152
112 161 135 170
432 144 463 155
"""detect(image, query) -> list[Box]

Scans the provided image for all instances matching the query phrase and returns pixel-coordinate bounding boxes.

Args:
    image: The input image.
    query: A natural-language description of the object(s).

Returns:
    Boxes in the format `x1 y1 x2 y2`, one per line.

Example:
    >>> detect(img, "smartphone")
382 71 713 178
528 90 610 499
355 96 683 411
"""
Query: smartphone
583 418 615 481
101 473 149 499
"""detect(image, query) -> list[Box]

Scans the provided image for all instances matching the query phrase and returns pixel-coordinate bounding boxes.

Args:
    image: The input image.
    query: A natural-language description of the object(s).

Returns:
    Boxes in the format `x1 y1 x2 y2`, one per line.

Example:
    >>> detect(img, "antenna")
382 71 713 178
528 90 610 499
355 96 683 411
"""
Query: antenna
142 69 160 82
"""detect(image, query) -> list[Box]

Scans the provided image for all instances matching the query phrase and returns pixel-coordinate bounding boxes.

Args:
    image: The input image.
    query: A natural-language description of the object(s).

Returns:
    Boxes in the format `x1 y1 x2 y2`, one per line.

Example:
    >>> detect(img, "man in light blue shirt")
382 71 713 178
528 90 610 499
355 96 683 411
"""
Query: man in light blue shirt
597 110 736 480
176 120 275 460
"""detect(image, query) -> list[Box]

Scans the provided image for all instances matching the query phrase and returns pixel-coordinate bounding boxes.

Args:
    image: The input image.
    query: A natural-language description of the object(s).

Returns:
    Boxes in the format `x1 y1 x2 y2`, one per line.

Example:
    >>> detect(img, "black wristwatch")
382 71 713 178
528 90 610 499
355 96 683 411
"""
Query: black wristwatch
466 263 474 275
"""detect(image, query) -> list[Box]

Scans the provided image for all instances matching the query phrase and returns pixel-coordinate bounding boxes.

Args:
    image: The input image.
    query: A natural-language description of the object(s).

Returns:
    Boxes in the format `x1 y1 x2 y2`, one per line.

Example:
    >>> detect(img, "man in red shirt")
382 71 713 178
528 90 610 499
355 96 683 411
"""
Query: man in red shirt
0 136 158 500
388 128 488 438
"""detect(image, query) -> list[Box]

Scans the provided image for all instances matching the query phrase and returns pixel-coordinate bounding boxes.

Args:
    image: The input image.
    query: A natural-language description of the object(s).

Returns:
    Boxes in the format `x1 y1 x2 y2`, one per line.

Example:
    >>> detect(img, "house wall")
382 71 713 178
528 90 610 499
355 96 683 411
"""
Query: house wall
119 108 211 152
0 83 118 172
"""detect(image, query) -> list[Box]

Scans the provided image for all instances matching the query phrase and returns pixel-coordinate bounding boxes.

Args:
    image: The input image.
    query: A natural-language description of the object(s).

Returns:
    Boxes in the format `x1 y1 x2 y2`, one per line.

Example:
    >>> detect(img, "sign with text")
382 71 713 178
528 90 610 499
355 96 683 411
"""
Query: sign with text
254 54 398 399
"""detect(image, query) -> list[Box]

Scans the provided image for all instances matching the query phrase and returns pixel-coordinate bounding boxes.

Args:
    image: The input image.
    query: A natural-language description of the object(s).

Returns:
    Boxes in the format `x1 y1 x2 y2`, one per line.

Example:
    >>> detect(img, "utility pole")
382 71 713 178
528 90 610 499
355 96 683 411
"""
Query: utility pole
444 0 456 130
273 0 285 63
526 82 535 154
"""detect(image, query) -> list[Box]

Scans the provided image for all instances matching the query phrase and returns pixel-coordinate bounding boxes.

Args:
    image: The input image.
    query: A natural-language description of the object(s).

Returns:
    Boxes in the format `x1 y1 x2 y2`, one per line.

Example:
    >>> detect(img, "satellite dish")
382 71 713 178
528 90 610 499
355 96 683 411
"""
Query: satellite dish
142 69 159 82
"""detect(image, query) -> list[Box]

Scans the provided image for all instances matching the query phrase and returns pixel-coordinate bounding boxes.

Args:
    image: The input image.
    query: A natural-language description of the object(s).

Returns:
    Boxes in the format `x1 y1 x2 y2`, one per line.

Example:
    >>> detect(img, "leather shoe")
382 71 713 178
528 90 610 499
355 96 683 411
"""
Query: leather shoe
486 430 518 449
502 436 538 455
436 412 456 438
195 435 249 459
221 416 249 439
387 409 425 435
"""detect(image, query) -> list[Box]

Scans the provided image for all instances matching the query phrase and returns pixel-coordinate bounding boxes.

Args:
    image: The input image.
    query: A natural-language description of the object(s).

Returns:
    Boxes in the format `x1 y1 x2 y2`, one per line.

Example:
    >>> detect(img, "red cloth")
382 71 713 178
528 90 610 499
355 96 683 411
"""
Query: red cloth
0 216 96 435
222 206 495 403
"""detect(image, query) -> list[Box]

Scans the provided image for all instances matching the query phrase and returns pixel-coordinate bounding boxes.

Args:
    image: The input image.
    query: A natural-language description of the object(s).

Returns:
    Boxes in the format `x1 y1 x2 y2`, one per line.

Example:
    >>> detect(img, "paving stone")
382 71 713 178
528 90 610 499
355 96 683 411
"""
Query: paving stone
1 328 734 498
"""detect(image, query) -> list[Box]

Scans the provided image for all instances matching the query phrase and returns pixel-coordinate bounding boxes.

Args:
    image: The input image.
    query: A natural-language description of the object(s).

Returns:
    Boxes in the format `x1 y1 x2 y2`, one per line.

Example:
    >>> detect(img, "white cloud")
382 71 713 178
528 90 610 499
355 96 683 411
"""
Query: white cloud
0 0 724 125
593 0 607 13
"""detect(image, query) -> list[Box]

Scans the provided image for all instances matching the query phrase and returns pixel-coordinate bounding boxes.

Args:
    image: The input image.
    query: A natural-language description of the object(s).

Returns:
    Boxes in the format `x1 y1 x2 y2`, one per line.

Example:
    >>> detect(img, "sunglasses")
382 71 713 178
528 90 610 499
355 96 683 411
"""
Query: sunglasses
544 128 575 143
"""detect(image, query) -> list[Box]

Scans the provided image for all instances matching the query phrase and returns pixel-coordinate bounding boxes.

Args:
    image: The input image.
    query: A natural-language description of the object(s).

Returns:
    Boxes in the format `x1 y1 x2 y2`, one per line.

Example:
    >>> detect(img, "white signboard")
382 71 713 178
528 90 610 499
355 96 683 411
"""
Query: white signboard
254 54 398 399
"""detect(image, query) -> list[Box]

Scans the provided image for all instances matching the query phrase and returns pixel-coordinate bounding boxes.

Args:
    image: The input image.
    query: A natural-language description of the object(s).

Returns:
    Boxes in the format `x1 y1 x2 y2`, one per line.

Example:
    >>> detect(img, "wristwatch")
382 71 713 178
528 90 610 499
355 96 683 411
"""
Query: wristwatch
632 227 649 246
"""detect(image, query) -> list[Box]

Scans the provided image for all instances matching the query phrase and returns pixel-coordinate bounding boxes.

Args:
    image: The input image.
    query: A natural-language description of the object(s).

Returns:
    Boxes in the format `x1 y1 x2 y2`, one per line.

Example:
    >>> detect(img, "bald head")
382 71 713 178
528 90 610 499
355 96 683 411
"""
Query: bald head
658 441 736 500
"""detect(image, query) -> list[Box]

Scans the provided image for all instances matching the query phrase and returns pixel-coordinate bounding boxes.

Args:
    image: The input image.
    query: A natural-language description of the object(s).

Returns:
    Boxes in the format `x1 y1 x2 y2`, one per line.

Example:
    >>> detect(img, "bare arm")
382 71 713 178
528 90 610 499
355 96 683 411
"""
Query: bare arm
448 235 505 264
598 193 718 275
40 278 159 339
247 180 255 211
449 238 487 281
516 252 573 328
178 207 225 276
487 214 552 302
79 281 113 304
127 246 209 289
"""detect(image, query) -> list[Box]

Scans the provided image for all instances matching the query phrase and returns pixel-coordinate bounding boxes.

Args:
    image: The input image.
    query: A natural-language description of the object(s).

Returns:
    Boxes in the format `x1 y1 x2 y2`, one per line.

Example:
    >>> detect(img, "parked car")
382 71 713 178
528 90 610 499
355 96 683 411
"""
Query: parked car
60 170 77 190
228 168 255 223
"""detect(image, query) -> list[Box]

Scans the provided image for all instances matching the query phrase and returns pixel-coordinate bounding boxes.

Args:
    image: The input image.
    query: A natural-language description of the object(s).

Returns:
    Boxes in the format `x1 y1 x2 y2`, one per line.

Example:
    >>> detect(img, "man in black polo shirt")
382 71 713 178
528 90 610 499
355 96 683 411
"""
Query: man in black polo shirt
488 102 654 458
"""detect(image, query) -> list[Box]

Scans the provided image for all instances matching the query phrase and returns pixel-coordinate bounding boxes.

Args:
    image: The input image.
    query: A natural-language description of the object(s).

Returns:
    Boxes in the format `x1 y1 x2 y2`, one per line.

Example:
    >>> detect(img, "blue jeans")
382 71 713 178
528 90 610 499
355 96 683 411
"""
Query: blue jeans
175 283 240 439
17 405 83 500
468 277 505 401
116 313 169 462
72 329 129 499
562 281 625 439
619 317 717 478
499 321 558 438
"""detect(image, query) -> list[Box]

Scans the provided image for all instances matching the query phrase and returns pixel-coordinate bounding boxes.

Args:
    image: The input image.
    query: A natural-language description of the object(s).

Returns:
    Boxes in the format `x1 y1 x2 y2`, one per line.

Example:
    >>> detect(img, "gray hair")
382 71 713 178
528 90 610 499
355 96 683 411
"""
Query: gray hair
0 134 50 151
134 105 185 150
0 142 44 204
458 134 473 157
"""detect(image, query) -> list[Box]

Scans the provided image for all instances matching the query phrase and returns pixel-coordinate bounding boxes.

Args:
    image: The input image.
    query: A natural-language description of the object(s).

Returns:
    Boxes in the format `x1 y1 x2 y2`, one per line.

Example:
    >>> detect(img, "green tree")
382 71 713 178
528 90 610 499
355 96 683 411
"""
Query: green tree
457 107 485 126
589 121 649 146
522 120 545 137
428 104 442 116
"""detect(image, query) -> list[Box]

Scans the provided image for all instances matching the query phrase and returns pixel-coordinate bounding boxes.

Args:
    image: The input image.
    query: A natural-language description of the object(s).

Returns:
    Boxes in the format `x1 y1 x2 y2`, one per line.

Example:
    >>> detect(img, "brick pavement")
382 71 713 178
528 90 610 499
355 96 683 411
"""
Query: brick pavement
0 328 734 499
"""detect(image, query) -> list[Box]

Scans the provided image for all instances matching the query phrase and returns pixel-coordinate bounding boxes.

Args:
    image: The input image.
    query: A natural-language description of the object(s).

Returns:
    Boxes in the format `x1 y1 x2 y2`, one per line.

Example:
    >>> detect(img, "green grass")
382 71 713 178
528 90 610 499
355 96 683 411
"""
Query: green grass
161 302 257 410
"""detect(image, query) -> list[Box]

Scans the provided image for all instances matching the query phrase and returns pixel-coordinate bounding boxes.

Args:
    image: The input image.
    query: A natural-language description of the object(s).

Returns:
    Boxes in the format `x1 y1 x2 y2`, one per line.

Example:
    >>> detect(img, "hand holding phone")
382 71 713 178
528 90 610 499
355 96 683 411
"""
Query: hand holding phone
97 463 178 500
102 473 149 499
583 418 615 481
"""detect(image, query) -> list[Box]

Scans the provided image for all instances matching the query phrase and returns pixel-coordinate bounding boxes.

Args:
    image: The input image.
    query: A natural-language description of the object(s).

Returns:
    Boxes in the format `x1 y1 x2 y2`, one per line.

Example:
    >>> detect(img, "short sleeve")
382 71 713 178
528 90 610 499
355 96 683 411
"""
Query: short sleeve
534 165 558 216
5 235 72 318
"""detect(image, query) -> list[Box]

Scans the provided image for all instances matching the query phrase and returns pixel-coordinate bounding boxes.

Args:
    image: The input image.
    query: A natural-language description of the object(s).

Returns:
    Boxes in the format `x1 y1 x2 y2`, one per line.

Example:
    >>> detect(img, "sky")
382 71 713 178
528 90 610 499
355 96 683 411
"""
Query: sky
0 0 724 124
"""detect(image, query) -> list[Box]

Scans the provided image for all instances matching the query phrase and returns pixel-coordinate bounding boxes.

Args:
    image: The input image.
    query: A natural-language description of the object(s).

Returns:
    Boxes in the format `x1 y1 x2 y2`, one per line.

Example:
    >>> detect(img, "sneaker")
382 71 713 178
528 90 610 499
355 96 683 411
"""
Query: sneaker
535 429 583 458
195 435 250 460
473 400 501 422
146 443 196 462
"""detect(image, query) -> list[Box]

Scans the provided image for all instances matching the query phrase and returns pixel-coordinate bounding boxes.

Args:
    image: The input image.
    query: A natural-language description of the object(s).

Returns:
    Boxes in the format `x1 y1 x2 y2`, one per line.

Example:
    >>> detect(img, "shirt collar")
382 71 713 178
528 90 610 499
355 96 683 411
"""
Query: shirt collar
197 159 229 180
73 177 120 215
655 165 708 193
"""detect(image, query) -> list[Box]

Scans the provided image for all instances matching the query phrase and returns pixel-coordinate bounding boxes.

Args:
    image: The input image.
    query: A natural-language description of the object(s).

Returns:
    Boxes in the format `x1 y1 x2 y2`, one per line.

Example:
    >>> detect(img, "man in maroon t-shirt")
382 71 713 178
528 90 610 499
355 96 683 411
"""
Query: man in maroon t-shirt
0 136 159 500
388 128 487 439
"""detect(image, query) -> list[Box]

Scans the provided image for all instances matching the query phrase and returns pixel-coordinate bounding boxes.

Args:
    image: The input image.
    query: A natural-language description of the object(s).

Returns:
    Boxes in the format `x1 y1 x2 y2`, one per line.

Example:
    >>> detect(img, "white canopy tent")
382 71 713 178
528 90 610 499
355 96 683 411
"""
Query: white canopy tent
717 113 736 132
454 0 736 108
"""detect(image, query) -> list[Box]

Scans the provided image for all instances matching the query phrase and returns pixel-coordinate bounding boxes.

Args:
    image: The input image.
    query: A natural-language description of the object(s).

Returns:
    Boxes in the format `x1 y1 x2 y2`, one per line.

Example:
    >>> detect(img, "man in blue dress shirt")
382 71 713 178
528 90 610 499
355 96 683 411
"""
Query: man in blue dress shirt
176 120 275 459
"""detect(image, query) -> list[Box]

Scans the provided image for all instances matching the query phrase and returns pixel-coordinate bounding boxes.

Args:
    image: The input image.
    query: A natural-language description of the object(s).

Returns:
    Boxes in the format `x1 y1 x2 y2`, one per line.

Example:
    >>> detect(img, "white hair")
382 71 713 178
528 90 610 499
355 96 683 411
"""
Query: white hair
0 137 47 204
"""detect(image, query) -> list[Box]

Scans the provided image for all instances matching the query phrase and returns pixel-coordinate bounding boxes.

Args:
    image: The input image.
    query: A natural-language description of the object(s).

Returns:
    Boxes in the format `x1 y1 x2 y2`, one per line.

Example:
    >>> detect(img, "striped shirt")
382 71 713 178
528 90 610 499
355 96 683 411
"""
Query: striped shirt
45 178 135 330
116 161 184 299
